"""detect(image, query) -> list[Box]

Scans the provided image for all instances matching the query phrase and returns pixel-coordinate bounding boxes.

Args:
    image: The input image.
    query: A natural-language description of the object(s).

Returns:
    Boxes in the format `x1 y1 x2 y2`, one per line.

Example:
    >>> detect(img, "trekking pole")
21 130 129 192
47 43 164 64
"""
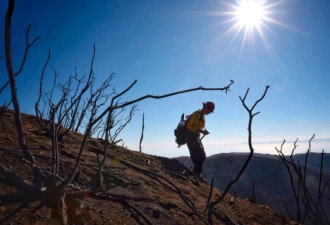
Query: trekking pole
200 130 209 140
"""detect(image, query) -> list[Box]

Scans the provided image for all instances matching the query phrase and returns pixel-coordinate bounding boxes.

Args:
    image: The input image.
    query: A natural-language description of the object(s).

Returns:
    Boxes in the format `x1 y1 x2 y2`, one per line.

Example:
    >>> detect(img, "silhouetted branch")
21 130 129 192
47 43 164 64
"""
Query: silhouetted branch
275 140 301 220
205 178 214 211
275 135 329 225
92 80 234 128
4 0 36 166
50 107 59 174
63 112 94 189
58 46 95 135
15 25 40 76
35 49 51 132
110 105 137 142
139 113 145 152
74 73 114 133
304 134 315 183
207 85 269 224
249 180 256 204
0 24 39 95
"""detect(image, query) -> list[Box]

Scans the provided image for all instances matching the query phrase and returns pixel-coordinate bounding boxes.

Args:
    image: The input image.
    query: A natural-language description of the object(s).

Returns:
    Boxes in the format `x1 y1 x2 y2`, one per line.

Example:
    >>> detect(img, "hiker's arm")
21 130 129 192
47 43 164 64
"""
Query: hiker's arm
200 129 209 135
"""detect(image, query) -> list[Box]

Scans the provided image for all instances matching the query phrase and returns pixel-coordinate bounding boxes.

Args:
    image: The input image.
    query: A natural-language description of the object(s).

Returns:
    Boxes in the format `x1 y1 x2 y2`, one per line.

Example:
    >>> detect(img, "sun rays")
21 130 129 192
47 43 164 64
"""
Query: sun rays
211 0 294 60
235 0 266 29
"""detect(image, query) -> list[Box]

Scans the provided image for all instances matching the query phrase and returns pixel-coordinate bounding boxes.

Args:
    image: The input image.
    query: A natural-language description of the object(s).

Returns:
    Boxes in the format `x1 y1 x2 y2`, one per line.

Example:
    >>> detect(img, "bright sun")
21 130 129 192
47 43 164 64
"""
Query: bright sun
212 0 291 59
235 0 266 29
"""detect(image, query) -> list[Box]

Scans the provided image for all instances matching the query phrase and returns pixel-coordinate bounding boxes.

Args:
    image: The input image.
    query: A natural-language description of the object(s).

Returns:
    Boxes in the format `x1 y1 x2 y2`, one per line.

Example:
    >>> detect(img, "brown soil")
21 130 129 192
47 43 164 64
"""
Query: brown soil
0 107 301 225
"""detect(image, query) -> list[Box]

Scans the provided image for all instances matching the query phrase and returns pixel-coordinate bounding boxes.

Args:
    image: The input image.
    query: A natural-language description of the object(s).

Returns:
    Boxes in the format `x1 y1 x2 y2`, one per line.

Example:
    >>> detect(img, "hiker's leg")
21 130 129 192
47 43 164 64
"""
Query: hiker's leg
193 139 206 177
186 132 200 168
186 133 206 176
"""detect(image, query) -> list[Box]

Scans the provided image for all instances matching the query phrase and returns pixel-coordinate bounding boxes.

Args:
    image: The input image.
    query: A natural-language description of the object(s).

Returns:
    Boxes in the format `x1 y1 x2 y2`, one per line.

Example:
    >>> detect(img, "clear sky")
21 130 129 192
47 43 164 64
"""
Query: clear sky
1 0 330 158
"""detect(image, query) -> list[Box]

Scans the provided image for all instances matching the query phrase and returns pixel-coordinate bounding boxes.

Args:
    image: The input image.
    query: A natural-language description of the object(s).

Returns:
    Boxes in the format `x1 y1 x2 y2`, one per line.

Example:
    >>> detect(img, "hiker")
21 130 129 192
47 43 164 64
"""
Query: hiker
185 101 215 179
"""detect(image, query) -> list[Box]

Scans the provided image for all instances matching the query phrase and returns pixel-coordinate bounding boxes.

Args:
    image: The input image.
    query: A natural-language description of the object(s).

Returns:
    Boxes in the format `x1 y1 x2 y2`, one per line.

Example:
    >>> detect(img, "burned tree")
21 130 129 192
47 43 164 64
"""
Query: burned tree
35 47 96 141
34 46 117 174
89 83 137 189
276 135 330 225
207 86 270 224
4 0 36 166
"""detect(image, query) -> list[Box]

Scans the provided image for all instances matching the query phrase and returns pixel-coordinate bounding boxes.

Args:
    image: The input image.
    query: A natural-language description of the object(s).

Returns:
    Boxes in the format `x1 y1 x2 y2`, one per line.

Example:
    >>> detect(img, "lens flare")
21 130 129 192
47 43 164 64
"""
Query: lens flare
235 0 266 29
210 0 295 60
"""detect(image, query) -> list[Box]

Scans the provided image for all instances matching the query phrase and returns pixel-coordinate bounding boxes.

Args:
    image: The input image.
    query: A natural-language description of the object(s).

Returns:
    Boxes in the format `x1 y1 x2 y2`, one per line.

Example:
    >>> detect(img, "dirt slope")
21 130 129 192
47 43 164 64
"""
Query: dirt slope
0 107 300 225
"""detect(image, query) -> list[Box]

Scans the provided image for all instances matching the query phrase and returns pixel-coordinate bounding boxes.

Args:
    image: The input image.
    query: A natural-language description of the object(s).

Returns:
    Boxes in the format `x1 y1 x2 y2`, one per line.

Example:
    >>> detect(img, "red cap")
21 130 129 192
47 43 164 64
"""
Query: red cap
203 101 215 112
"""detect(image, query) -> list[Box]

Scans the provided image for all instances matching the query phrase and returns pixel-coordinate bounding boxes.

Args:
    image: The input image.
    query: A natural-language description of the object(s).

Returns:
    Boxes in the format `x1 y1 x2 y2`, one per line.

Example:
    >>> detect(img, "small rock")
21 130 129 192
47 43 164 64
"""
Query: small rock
153 209 161 219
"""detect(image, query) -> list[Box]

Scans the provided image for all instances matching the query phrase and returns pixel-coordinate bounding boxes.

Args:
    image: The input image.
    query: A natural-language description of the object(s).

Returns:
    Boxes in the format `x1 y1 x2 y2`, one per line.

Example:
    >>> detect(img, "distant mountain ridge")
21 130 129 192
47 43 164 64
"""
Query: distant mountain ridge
176 152 330 217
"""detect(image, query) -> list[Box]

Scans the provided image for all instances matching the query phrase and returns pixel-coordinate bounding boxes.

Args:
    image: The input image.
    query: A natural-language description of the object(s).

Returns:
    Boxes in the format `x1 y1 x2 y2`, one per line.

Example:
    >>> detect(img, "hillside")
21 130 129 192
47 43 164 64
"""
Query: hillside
177 152 330 219
0 107 300 225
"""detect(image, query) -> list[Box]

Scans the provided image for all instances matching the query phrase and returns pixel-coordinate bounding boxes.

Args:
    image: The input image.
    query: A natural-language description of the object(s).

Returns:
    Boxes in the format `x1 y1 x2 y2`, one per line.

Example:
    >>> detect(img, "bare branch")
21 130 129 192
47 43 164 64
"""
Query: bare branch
63 123 91 189
118 80 234 109
208 85 269 224
92 80 234 127
205 178 214 211
242 87 249 102
50 107 59 174
0 24 40 95
303 134 315 182
5 0 36 165
111 105 137 142
35 49 51 130
74 73 114 133
275 135 329 225
251 85 270 112
139 113 145 152
15 24 40 76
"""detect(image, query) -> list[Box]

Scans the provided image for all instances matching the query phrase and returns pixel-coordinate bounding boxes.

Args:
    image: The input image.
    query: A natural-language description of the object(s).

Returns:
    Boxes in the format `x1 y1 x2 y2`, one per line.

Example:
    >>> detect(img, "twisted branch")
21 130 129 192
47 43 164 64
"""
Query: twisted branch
207 85 269 224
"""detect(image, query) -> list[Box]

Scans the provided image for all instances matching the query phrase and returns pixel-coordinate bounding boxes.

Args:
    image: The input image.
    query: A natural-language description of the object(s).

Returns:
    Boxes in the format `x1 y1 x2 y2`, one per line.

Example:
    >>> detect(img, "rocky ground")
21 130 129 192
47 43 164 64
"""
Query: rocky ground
0 107 301 225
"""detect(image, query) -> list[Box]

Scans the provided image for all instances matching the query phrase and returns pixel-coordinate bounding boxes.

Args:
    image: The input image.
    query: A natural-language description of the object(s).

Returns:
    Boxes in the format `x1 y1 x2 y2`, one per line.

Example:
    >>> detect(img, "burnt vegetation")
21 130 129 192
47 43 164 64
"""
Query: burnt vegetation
1 0 329 225
276 136 330 225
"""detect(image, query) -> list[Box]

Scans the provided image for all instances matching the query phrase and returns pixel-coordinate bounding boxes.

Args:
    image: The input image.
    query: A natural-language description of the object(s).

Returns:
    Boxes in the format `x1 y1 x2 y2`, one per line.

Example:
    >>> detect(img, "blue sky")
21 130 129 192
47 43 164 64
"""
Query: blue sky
1 0 330 158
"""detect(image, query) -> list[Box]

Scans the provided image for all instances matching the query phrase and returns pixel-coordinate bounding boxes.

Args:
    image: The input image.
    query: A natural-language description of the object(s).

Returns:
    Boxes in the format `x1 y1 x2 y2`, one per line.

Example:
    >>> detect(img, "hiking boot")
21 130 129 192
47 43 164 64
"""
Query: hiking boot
192 179 199 187
189 176 200 187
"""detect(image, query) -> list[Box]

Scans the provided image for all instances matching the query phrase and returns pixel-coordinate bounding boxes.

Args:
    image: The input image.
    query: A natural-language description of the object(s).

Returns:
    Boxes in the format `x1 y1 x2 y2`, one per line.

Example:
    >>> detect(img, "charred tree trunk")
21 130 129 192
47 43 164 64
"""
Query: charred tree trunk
0 163 68 224
4 0 36 165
